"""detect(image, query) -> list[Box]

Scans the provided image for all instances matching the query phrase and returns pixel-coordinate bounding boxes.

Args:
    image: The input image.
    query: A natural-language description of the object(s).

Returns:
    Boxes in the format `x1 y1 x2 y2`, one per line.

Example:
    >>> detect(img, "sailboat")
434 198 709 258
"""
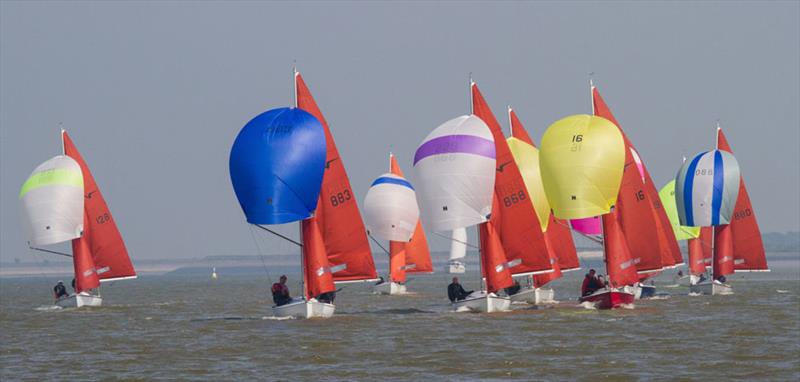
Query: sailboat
505 106 580 304
471 81 557 309
678 126 768 295
540 114 638 309
591 85 684 299
20 130 137 308
295 71 380 288
659 179 705 286
413 110 507 312
448 228 467 274
363 153 433 295
231 69 379 319
676 141 742 295
211 267 218 280
716 127 769 276
230 104 332 318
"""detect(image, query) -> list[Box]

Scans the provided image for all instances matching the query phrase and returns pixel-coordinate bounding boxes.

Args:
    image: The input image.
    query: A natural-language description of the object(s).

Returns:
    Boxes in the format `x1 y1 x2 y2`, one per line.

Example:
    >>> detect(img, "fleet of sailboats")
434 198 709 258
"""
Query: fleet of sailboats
18 73 770 315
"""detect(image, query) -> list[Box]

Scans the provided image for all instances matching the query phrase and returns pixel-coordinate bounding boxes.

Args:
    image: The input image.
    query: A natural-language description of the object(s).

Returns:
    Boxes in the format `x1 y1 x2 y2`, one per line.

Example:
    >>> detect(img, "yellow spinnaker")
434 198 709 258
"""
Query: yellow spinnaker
507 137 550 231
658 180 701 241
539 114 625 220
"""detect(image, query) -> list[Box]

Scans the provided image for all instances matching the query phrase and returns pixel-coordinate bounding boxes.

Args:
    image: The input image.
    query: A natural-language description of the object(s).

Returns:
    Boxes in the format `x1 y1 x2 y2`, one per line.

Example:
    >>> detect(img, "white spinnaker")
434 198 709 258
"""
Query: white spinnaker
675 150 740 227
413 115 496 232
363 173 420 242
449 227 467 262
19 155 84 246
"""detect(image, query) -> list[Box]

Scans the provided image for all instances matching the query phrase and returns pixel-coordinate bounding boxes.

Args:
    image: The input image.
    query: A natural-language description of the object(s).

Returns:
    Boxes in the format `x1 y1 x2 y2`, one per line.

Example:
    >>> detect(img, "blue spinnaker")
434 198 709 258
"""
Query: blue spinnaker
230 107 326 225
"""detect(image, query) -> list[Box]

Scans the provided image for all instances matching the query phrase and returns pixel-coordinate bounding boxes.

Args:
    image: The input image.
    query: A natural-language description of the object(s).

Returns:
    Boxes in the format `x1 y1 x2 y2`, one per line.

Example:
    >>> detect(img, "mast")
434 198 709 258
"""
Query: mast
507 106 513 137
60 124 66 155
712 122 719 280
293 66 307 297
293 62 298 108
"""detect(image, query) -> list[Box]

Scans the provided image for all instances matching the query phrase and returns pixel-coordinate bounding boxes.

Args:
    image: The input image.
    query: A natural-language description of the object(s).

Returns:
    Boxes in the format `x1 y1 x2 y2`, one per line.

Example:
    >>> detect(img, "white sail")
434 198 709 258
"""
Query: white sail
675 150 740 227
19 155 84 246
363 173 420 242
413 115 496 232
448 227 467 274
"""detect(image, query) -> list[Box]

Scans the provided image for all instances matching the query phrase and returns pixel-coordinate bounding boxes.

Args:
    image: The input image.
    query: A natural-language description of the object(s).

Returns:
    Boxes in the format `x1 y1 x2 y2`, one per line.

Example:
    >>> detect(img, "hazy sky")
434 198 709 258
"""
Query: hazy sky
1 1 798 262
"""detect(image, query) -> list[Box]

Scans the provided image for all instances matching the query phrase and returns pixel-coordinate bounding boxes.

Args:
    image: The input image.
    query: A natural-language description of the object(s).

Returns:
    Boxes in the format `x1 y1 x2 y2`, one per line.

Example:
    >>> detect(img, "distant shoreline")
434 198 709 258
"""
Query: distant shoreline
2 251 798 279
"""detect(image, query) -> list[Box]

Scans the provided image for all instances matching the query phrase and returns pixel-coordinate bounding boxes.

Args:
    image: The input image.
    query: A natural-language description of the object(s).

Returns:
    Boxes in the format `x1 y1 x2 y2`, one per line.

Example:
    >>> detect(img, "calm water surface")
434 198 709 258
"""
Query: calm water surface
1 255 798 381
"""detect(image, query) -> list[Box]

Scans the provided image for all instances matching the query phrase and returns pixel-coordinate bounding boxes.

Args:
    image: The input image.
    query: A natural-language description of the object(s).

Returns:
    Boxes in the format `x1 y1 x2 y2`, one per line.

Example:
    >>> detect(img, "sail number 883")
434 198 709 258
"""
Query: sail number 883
330 190 352 207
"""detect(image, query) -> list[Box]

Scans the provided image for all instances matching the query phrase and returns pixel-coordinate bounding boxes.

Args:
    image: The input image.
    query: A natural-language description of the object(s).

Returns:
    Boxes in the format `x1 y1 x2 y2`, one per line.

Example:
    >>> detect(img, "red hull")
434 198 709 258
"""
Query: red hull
579 290 634 310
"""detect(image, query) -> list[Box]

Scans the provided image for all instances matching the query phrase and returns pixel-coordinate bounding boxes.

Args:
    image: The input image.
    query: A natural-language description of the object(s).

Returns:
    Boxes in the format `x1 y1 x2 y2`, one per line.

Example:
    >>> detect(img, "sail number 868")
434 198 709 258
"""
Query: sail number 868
503 191 526 207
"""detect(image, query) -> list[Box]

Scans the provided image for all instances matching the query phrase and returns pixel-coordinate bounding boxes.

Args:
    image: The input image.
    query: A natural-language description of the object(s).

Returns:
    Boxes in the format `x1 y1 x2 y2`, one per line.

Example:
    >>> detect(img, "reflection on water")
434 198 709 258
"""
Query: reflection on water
1 254 798 380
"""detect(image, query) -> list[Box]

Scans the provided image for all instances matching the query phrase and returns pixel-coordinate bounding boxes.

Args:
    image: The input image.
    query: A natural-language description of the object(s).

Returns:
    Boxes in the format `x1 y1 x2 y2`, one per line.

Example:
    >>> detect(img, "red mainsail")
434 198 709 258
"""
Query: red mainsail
471 82 552 275
72 214 100 293
388 241 407 283
688 227 713 275
295 72 378 282
479 211 515 293
716 128 768 271
508 108 579 286
603 209 640 288
713 224 735 279
63 131 136 282
592 87 683 275
302 218 337 299
389 154 432 275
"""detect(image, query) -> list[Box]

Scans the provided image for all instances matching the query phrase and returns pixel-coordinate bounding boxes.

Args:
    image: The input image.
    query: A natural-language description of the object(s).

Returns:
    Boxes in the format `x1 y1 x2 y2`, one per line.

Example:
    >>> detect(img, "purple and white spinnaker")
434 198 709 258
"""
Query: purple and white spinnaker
413 115 496 232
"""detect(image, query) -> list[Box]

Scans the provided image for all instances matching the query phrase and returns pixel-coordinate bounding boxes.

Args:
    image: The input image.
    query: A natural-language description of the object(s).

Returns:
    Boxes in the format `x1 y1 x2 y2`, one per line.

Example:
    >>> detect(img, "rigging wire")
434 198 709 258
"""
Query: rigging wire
367 233 390 255
431 231 479 249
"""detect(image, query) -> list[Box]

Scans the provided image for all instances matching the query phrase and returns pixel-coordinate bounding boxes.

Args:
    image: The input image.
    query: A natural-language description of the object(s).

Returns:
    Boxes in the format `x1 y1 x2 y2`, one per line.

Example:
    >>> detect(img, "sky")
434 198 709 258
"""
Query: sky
1 1 798 262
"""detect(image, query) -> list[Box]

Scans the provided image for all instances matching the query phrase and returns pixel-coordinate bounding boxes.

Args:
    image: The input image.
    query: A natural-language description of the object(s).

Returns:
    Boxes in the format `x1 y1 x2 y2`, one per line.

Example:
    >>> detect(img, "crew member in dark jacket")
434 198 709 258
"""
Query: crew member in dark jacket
447 277 473 302
53 281 69 299
271 275 291 306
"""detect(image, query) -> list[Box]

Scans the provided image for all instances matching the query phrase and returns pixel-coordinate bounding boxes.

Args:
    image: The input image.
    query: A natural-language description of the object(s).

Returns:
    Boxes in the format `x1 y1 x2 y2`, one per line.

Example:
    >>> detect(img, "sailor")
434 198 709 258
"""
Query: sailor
504 280 522 296
271 275 291 306
447 277 472 302
698 273 708 283
581 269 603 296
375 276 385 285
317 291 336 303
71 278 76 291
53 281 69 299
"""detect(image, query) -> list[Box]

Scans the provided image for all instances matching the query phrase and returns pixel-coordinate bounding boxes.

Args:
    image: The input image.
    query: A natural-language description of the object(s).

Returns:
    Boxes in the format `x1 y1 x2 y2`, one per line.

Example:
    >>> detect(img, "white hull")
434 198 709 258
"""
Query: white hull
373 281 407 295
272 298 335 319
508 287 556 304
452 291 511 313
689 280 733 295
55 292 102 308
448 260 465 274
